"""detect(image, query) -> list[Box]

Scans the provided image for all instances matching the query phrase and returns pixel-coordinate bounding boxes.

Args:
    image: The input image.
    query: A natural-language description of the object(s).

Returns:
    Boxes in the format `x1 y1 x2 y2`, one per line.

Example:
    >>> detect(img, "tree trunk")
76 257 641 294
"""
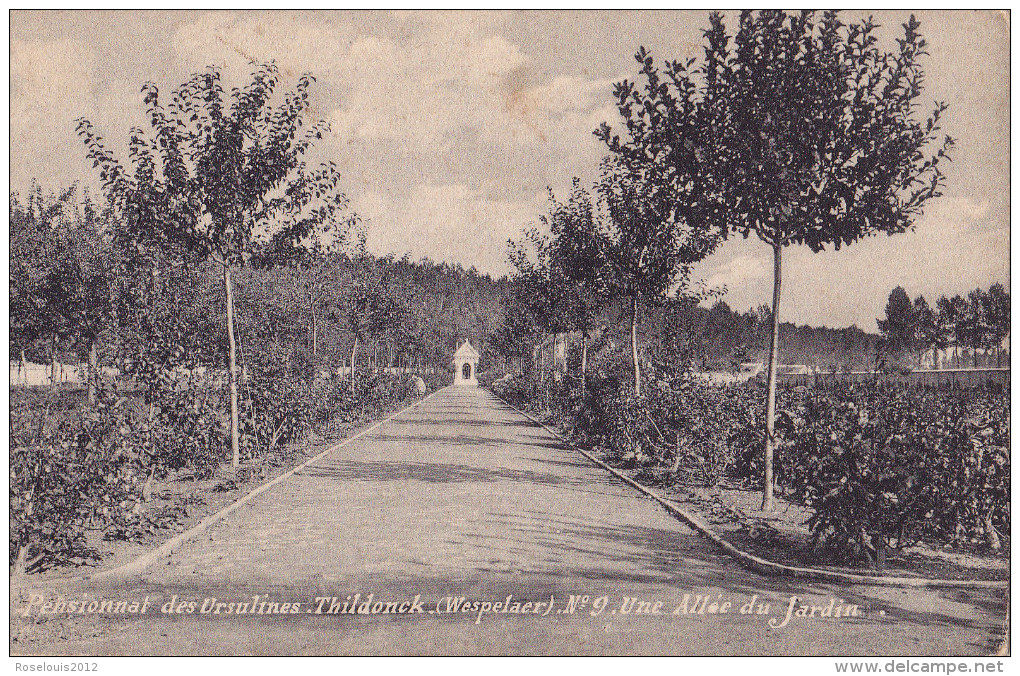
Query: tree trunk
630 295 640 396
349 335 359 394
580 335 588 395
86 339 98 406
985 511 1001 551
762 244 783 512
223 265 240 468
872 533 886 570
49 335 58 394
670 431 684 474
310 304 318 359
12 544 28 578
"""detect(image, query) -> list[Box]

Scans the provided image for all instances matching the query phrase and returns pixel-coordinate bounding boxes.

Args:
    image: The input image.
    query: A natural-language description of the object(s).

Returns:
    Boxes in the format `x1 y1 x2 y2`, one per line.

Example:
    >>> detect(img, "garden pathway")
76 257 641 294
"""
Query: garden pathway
17 387 1007 655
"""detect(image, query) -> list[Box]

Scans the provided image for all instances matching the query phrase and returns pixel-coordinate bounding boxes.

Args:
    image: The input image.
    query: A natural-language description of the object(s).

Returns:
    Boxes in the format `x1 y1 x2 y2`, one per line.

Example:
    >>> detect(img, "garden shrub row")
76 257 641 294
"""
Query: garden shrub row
10 369 433 573
492 370 1009 564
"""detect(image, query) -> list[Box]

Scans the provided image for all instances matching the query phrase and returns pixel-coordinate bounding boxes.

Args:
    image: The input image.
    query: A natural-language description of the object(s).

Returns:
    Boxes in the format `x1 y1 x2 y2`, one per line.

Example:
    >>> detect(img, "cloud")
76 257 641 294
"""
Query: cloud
927 196 992 223
11 38 100 191
324 19 614 160
327 27 531 152
171 12 356 79
703 254 769 291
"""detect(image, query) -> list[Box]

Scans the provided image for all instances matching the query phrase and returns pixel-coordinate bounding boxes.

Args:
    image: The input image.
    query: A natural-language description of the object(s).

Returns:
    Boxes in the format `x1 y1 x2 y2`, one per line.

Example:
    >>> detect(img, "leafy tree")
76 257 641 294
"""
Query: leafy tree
335 258 406 392
911 294 937 368
940 294 970 367
10 185 119 402
701 11 953 509
512 180 612 386
932 295 956 369
877 286 914 359
55 193 120 405
595 48 726 395
492 275 545 376
10 185 75 377
959 288 991 368
508 226 572 383
543 180 611 386
651 295 706 371
77 63 355 466
984 283 1010 367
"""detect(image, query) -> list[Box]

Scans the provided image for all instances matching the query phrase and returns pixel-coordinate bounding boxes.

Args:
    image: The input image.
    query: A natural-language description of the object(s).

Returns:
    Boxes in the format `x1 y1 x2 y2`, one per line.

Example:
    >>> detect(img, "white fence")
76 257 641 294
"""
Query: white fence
779 368 1010 387
10 362 437 389
10 362 82 387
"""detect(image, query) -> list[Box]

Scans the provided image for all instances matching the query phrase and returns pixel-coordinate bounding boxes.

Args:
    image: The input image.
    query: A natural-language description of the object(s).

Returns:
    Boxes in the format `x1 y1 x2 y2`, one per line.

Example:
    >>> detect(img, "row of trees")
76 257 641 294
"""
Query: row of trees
878 284 1010 368
650 300 883 371
13 62 508 470
10 186 122 405
501 11 954 510
10 185 507 395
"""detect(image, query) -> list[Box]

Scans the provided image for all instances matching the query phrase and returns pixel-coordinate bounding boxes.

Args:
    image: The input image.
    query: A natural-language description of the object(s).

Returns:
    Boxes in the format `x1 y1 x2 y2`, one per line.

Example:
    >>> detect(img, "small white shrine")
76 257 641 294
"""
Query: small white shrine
452 339 480 387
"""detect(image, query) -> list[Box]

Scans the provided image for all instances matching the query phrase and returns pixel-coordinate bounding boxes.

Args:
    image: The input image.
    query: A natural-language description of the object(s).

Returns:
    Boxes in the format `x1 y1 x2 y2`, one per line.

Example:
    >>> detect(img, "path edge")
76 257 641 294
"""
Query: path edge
83 388 446 582
490 390 1008 590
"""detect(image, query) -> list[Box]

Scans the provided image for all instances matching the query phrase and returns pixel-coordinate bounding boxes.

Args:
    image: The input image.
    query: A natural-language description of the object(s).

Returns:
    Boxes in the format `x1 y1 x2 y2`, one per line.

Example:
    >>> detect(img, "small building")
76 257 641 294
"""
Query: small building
452 339 480 387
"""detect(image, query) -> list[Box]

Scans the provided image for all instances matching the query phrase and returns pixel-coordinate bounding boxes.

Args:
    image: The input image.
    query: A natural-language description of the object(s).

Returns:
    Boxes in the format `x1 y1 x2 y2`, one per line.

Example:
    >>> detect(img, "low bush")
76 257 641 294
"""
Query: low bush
146 380 225 479
240 367 314 462
11 391 144 572
493 367 1009 563
10 366 431 573
785 383 1009 564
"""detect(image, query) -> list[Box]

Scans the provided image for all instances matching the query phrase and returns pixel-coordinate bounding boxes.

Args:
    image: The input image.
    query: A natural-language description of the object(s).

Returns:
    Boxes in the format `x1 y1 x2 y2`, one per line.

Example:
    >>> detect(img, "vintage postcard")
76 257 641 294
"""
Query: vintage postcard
9 9 1010 663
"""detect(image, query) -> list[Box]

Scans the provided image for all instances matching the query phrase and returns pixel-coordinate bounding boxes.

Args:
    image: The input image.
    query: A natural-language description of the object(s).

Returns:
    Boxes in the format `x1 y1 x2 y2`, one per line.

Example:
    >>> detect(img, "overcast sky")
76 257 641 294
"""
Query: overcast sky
10 10 1010 330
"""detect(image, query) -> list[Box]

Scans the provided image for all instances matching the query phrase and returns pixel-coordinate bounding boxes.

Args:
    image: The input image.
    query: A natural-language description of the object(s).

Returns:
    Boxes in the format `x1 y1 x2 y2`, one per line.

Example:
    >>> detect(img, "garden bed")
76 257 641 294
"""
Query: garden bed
669 483 1009 583
11 376 433 581
521 401 1009 584
20 422 360 583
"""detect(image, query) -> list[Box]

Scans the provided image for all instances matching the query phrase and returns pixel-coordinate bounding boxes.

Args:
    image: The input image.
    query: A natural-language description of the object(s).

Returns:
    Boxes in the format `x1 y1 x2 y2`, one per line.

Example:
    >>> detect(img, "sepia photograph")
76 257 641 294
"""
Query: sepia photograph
8 8 1011 662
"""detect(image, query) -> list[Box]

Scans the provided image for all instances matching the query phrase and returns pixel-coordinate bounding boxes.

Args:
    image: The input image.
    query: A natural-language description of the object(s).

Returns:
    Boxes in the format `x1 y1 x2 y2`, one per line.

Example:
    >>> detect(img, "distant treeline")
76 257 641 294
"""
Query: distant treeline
10 184 508 386
877 285 1009 369
506 297 881 374
11 184 1006 388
